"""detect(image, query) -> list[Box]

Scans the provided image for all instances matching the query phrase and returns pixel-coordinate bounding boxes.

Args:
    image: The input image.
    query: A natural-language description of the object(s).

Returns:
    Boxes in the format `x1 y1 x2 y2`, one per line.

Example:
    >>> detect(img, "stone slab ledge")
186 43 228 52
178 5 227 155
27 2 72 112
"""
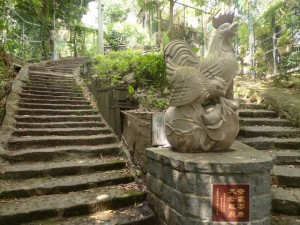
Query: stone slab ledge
146 141 273 173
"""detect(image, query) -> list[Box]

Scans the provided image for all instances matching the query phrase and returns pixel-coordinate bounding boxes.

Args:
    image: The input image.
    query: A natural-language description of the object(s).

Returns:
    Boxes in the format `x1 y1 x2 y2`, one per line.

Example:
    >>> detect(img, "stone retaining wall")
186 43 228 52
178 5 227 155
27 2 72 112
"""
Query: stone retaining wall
121 111 153 172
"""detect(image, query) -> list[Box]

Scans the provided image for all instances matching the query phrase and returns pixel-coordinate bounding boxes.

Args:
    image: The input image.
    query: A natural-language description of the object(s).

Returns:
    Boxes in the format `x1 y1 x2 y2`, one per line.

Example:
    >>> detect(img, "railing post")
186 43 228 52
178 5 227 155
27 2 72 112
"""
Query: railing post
21 22 25 60
272 18 277 75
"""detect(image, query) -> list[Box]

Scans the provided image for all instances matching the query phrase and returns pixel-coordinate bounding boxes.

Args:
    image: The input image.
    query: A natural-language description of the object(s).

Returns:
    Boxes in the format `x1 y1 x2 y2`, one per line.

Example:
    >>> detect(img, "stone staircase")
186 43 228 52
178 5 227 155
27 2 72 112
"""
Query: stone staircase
0 58 156 225
238 102 300 224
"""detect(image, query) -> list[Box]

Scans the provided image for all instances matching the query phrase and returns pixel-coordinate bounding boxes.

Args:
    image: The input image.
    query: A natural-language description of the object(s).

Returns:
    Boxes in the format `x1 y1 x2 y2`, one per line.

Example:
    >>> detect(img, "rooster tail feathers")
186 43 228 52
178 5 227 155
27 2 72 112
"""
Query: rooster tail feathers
165 59 178 82
164 41 201 78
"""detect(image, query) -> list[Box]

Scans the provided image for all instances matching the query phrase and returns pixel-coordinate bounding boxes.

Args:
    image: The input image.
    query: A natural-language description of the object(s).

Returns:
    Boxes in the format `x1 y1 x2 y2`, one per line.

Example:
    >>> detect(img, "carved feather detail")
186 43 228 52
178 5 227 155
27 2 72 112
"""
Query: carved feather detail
168 66 225 107
164 41 226 107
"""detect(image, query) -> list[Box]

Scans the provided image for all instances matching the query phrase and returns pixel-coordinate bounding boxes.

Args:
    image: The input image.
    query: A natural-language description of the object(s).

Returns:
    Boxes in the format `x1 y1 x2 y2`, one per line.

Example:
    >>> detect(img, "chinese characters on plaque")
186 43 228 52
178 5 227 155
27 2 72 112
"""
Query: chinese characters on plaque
212 184 250 222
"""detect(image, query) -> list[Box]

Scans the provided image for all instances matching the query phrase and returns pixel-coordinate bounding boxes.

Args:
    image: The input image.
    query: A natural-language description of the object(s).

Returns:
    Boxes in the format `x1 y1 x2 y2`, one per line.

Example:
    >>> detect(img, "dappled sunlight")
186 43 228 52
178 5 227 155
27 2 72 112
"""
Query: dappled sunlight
96 194 109 201
89 210 115 222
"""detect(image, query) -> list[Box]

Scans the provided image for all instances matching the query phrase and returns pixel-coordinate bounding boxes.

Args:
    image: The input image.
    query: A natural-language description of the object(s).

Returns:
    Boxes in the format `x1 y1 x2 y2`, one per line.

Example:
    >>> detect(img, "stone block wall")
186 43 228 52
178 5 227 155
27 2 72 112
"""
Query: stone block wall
146 141 273 225
121 111 153 172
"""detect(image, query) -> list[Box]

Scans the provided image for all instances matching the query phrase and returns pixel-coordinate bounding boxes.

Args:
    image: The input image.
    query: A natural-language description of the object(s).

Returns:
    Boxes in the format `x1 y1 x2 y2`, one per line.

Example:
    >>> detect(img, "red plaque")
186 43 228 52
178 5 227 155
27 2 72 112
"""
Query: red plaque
212 184 250 222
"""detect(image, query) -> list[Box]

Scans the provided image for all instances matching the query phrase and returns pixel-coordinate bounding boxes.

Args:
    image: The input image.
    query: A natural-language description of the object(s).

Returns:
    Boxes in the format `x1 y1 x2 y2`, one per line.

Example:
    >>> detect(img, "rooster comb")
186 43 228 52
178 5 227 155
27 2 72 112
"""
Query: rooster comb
212 12 235 29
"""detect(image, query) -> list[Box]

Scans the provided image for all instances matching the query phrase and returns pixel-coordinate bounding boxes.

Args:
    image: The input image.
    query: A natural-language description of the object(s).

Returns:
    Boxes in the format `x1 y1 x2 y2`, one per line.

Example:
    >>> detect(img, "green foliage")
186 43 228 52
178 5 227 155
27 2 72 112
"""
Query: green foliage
1 0 94 59
127 84 135 94
104 25 126 51
120 23 149 45
239 45 247 58
93 49 167 90
255 0 299 52
137 0 167 11
137 88 169 111
133 52 167 91
238 23 249 50
103 0 149 48
0 50 13 125
104 3 129 24
271 73 300 90
252 64 268 79
162 32 170 49
278 51 300 73
254 48 265 61
286 51 300 68
277 29 292 46
253 0 299 74
92 49 168 110
93 49 140 85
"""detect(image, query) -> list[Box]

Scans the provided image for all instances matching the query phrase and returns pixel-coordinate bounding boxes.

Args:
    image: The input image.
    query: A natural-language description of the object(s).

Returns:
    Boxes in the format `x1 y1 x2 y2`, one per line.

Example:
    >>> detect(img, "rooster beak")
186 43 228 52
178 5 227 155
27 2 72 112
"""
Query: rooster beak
230 22 238 34
221 90 226 96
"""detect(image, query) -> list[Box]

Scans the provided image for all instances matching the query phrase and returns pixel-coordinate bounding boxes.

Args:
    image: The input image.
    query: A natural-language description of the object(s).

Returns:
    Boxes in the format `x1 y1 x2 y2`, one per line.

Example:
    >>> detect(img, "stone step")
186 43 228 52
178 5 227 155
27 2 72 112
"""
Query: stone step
25 81 77 88
19 97 90 105
17 108 98 116
21 89 84 97
239 126 300 138
271 214 300 225
0 170 133 199
239 109 278 118
29 69 74 75
269 150 300 165
44 67 74 72
22 85 82 93
12 127 112 137
29 72 74 77
27 78 76 86
3 143 121 163
28 74 75 81
30 202 157 225
19 93 86 101
0 185 145 225
238 137 300 150
28 70 75 76
16 121 106 129
8 134 117 150
239 118 292 127
15 115 102 123
18 102 93 110
0 158 126 180
45 69 74 74
239 103 266 110
273 165 300 188
272 187 300 216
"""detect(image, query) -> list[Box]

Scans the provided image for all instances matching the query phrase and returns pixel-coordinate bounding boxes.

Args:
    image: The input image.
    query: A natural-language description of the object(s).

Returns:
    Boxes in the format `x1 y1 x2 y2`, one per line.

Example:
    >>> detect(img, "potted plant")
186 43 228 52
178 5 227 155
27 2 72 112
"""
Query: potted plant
277 30 293 55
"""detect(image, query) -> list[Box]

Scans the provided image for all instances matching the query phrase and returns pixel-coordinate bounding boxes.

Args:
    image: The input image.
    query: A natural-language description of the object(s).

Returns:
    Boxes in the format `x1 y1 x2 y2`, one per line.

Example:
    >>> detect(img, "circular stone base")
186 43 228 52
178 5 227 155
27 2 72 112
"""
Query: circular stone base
146 141 273 225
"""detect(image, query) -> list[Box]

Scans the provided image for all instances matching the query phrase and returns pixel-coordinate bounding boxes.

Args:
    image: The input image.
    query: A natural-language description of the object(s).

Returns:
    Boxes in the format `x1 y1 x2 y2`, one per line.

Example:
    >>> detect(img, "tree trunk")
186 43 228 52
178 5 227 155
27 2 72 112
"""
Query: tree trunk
166 0 176 37
41 0 51 59
156 3 163 47
240 58 244 75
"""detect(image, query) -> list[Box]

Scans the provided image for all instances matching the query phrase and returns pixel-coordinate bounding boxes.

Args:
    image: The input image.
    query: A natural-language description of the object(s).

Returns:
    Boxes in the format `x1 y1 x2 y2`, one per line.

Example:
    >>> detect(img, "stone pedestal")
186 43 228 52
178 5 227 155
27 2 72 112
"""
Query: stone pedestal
146 141 273 225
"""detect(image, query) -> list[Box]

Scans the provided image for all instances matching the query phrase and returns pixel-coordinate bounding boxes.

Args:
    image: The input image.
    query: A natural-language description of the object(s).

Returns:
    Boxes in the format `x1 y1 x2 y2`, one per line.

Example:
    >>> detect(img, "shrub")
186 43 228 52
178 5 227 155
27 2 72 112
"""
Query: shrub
133 53 167 91
93 49 167 91
93 49 139 85
91 49 168 111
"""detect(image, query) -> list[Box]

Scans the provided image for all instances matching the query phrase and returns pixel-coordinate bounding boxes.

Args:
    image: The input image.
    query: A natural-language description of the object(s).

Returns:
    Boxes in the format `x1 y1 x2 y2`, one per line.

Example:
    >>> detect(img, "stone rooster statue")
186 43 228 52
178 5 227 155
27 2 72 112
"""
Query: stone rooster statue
164 12 239 152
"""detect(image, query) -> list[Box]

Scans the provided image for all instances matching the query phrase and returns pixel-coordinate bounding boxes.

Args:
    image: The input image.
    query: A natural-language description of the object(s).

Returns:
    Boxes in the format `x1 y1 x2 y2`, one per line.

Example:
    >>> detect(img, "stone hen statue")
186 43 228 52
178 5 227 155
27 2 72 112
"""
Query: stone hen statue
164 12 239 153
